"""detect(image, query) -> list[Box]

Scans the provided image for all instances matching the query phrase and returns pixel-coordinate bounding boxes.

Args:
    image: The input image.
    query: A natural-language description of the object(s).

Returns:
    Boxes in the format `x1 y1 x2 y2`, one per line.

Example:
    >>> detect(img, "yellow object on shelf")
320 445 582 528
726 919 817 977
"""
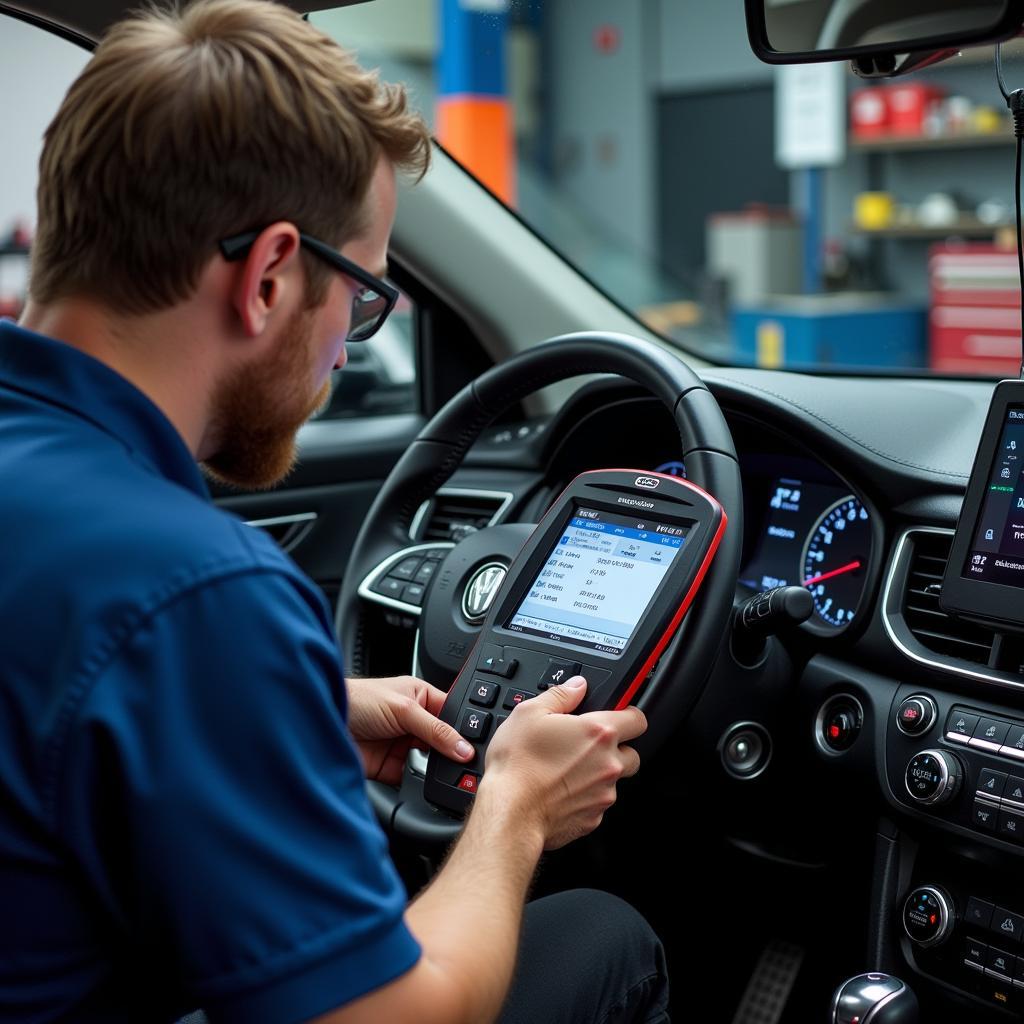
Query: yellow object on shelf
755 320 784 369
972 106 1003 134
854 191 896 230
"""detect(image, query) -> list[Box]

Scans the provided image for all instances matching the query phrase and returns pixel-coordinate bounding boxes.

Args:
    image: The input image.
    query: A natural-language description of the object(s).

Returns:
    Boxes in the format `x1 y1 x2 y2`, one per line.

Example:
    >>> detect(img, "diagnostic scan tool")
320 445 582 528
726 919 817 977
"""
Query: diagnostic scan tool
425 469 726 814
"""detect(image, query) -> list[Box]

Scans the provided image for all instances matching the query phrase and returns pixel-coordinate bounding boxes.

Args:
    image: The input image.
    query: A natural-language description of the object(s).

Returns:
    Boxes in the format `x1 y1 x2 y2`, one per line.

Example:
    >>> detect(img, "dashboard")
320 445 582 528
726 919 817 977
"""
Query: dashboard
451 369 1024 1020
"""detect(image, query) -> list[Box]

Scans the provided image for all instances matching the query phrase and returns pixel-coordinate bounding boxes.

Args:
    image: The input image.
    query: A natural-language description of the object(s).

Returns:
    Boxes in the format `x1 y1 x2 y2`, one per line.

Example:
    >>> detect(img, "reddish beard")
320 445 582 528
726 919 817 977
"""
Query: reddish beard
202 305 332 490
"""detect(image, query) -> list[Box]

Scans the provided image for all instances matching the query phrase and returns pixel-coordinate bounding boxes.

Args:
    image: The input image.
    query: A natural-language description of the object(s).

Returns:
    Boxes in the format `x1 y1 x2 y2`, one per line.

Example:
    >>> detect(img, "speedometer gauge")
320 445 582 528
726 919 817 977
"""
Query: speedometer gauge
801 496 870 628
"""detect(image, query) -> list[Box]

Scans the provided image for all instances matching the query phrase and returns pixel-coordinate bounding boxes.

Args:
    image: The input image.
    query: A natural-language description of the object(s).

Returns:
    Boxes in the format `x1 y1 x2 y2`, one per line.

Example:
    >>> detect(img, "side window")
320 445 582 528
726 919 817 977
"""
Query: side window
0 18 89 318
316 283 418 420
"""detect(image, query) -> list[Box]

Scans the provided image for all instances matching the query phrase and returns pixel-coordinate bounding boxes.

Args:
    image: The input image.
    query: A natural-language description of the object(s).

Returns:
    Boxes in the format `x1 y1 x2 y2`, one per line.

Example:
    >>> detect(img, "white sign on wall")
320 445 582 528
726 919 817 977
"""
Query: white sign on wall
775 62 846 169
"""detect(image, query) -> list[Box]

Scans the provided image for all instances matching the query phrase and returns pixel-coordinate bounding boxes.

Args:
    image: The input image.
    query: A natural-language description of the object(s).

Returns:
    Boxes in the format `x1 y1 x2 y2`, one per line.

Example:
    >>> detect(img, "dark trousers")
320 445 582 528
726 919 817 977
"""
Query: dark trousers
179 889 669 1024
498 889 671 1024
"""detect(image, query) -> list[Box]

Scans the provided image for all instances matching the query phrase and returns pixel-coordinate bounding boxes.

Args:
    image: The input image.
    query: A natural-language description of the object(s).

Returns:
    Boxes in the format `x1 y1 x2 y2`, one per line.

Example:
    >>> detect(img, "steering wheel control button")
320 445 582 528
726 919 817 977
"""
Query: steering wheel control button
999 809 1024 844
905 750 962 805
456 772 480 794
967 898 997 931
946 710 979 744
390 556 422 580
986 948 1016 982
896 695 936 737
401 583 426 605
538 659 581 690
503 689 535 710
468 680 499 709
414 561 439 584
1006 777 1024 804
979 769 1009 799
965 937 989 971
459 709 491 742
903 886 954 948
372 577 406 598
719 722 771 780
971 718 1011 753
993 909 1024 944
972 800 999 832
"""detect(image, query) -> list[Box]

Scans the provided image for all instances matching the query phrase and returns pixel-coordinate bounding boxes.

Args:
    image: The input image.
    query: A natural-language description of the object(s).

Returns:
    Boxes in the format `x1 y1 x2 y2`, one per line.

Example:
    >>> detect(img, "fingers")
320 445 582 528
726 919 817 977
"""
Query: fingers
619 744 641 779
421 681 452 719
531 674 588 713
580 705 648 744
399 698 474 763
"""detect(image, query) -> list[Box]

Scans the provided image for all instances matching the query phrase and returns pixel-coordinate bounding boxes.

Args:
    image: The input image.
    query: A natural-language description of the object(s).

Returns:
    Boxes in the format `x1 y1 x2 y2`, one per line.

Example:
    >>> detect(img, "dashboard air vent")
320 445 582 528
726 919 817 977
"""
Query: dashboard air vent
902 531 993 666
415 491 507 543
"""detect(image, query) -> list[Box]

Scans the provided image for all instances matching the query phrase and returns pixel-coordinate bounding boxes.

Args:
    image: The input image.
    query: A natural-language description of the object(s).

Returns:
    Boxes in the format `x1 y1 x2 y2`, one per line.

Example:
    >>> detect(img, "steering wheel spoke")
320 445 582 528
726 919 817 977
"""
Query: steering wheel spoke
357 542 455 616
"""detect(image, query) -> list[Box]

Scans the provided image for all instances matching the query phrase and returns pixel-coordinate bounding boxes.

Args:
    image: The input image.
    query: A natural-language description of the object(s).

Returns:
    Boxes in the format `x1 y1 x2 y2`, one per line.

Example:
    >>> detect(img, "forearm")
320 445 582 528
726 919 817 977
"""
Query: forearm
404 781 545 1024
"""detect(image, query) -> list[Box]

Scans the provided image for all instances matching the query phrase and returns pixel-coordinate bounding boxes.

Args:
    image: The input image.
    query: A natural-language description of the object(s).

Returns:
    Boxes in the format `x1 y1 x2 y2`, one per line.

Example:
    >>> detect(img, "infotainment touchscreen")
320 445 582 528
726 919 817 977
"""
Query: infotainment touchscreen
942 381 1024 632
961 405 1024 587
506 508 687 654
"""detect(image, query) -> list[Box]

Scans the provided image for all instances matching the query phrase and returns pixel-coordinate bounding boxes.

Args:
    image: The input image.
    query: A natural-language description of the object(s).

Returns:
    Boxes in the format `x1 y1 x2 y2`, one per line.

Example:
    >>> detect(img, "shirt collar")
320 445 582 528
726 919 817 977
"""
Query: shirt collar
0 320 209 499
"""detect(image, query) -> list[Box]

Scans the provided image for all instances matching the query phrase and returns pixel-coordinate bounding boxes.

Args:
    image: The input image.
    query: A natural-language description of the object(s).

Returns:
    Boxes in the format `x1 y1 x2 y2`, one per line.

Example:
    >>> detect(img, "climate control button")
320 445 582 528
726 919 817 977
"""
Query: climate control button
905 749 963 806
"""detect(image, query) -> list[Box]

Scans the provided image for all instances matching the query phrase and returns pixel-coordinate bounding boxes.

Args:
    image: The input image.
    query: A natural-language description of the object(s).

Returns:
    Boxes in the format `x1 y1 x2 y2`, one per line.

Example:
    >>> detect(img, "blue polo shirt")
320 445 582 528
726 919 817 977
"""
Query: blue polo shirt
0 321 420 1023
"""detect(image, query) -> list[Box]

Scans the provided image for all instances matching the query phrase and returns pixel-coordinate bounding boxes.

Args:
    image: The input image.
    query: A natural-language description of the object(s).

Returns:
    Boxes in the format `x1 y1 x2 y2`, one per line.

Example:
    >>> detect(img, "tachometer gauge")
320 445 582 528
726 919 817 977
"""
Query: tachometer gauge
801 496 870 628
655 460 686 478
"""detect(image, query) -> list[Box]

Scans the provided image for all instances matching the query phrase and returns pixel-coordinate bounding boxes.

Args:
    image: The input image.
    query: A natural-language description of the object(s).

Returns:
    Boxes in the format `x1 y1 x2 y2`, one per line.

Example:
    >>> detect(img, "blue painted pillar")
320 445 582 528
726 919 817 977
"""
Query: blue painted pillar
802 167 823 294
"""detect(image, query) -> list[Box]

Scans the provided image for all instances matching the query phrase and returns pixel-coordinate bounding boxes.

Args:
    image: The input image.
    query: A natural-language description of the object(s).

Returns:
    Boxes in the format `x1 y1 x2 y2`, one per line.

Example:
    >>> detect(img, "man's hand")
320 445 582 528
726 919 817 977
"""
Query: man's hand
482 675 646 849
345 675 473 784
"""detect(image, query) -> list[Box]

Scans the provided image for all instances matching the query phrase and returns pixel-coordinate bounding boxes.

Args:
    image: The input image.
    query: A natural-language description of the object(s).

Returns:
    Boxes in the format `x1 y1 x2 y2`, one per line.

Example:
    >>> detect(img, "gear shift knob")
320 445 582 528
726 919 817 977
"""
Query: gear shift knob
830 973 918 1024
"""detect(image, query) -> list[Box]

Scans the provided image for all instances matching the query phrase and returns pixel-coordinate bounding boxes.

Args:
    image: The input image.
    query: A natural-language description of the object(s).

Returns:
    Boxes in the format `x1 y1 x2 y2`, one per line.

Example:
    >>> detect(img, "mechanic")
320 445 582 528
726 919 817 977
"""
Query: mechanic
0 2 669 1022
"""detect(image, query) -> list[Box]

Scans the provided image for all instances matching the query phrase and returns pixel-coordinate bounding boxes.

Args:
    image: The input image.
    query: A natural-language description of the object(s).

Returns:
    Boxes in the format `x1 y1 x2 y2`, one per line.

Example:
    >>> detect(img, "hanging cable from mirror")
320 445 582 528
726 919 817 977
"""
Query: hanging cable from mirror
997 43 1024 379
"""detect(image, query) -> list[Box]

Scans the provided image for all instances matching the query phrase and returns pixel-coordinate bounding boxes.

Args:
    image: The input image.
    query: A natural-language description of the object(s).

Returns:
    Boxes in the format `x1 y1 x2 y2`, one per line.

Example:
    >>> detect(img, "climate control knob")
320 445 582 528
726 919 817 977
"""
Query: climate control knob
902 885 955 949
905 750 962 806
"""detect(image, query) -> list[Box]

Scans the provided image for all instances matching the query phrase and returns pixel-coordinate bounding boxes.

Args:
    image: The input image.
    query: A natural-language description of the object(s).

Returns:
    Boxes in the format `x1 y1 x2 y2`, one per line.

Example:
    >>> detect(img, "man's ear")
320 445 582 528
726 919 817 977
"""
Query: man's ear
230 222 302 337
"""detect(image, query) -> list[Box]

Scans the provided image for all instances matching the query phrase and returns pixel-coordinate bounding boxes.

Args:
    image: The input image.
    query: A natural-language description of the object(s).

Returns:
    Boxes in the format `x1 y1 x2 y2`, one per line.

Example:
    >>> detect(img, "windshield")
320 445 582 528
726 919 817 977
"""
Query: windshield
309 2 1024 379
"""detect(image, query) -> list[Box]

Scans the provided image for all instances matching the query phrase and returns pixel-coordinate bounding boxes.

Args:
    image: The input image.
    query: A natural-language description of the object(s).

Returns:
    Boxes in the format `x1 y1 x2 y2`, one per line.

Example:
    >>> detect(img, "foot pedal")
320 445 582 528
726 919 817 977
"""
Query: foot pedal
729 939 804 1024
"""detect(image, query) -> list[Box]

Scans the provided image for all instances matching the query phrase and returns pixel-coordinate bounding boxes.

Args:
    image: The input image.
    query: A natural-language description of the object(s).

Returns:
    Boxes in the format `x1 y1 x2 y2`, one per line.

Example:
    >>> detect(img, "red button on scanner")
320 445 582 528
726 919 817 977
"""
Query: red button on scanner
457 772 480 793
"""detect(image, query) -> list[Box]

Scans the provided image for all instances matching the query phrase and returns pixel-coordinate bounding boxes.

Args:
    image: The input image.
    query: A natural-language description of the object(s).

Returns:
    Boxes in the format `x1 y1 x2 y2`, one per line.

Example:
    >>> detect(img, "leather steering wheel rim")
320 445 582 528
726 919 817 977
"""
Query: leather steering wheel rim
336 331 743 841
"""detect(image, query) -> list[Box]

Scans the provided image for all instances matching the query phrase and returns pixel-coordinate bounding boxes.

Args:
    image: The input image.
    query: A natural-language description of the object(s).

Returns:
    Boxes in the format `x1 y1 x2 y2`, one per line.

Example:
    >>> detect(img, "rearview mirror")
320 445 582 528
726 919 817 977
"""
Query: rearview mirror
746 0 1024 68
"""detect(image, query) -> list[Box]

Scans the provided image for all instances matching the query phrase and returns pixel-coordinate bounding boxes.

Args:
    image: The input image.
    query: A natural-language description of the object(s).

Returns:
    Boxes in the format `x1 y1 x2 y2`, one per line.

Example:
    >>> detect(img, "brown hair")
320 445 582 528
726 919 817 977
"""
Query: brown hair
30 0 430 314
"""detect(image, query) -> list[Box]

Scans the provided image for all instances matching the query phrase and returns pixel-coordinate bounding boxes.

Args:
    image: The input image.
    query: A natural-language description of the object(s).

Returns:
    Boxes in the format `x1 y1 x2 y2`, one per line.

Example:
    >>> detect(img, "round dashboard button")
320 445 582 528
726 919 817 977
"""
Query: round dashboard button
816 695 864 754
897 695 936 737
903 885 954 948
905 749 961 805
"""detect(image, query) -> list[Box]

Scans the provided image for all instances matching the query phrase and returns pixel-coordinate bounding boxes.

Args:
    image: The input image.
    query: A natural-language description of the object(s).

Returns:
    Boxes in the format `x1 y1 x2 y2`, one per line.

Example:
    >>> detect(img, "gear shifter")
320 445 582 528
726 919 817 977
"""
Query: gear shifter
830 973 918 1024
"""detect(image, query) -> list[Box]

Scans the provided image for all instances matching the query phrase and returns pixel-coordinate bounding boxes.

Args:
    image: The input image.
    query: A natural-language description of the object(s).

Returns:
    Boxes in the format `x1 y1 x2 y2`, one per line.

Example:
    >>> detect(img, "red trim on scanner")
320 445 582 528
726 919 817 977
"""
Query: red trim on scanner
613 503 728 711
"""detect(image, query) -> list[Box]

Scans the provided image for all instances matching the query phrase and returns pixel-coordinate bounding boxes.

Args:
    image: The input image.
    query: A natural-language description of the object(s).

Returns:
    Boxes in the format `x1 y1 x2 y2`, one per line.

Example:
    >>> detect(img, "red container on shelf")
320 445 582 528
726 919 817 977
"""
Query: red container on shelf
850 87 889 138
886 83 945 136
929 244 1021 375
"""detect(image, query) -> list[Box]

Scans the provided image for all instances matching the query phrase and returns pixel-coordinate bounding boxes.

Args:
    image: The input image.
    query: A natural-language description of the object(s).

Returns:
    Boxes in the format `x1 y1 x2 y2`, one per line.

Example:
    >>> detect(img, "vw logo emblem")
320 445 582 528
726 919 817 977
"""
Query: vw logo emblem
462 562 507 623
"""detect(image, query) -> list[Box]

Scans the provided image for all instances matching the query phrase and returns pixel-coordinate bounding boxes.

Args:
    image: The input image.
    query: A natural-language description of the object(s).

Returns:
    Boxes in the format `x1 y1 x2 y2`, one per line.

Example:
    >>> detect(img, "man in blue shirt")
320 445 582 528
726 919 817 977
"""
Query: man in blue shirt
0 2 667 1022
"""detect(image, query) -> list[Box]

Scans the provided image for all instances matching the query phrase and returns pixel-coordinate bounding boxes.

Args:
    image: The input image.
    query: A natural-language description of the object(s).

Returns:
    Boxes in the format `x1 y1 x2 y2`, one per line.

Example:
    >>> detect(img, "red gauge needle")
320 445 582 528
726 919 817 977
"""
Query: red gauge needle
803 560 862 587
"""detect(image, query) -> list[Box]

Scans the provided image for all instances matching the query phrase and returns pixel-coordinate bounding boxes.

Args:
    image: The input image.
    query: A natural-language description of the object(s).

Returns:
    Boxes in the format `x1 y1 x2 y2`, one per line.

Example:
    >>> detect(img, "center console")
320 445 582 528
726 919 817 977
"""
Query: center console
879 685 1024 1017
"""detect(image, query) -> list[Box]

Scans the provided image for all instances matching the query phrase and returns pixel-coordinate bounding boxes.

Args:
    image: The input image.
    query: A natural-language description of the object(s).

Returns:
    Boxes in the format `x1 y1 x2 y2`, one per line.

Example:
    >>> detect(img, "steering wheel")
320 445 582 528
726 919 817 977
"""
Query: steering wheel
336 332 743 842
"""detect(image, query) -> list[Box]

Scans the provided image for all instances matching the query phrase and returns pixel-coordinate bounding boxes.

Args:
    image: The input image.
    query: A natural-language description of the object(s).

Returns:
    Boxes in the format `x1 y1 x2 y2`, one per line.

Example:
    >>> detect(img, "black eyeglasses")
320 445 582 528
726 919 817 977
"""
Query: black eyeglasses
219 230 399 342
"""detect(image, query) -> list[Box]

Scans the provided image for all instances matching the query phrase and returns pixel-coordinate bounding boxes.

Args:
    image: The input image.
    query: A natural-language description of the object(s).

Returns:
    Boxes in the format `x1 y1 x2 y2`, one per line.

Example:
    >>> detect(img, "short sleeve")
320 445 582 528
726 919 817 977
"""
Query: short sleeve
55 569 420 1024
